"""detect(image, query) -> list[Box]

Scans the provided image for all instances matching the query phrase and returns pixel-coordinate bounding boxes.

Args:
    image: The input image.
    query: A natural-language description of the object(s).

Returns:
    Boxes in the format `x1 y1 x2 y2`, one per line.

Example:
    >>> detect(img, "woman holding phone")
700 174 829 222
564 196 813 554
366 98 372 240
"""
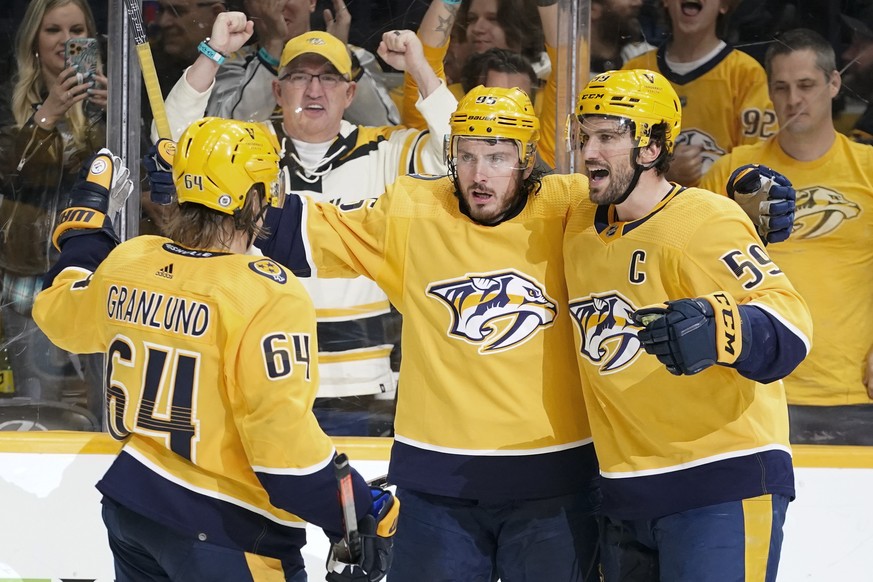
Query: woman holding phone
0 0 107 429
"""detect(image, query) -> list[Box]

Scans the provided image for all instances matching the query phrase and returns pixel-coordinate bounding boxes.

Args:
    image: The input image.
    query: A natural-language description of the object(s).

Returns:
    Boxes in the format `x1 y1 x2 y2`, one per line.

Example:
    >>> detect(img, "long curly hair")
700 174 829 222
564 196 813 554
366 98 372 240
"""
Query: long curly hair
164 185 271 250
12 0 99 149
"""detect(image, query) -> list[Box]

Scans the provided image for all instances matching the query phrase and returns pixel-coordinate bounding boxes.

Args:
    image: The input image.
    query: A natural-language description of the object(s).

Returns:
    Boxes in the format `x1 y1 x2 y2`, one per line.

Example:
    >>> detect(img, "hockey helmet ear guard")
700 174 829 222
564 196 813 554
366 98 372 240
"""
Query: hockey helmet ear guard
448 85 540 172
173 117 283 214
575 69 681 154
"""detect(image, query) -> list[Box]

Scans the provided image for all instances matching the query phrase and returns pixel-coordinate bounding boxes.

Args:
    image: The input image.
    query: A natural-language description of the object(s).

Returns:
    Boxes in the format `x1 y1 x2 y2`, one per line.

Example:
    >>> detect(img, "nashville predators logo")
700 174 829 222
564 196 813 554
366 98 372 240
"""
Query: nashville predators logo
793 186 860 239
248 259 287 284
675 130 726 175
427 270 557 354
568 292 641 373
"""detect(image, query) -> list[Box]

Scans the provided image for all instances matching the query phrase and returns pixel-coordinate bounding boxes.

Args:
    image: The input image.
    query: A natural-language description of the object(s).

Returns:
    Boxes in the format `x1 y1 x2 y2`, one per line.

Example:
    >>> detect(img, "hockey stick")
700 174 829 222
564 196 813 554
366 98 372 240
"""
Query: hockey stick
124 0 171 139
334 453 363 563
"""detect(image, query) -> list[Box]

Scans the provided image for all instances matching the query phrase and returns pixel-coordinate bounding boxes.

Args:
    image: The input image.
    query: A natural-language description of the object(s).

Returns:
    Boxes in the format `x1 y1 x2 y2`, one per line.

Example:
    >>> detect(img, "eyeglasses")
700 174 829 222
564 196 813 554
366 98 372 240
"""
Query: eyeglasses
155 2 226 18
279 71 348 89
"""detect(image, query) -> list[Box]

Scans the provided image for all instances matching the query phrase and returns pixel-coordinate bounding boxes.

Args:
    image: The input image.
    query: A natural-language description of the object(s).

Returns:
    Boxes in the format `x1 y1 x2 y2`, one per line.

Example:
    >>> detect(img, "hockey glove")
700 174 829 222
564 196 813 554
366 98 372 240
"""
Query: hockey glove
632 292 747 376
326 487 399 582
144 139 176 205
726 164 795 244
52 148 133 250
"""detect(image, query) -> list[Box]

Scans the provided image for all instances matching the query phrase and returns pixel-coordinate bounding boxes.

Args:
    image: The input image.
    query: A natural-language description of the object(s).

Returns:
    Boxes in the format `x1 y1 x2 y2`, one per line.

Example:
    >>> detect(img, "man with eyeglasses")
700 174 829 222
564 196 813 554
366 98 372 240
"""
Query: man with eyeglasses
158 13 456 437
201 0 401 127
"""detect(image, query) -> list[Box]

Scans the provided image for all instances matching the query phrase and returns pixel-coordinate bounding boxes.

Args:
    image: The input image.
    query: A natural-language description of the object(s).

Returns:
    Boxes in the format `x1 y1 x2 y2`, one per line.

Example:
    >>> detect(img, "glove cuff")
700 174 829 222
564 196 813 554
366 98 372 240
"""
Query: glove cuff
52 207 108 250
374 496 399 538
727 165 761 199
698 291 744 366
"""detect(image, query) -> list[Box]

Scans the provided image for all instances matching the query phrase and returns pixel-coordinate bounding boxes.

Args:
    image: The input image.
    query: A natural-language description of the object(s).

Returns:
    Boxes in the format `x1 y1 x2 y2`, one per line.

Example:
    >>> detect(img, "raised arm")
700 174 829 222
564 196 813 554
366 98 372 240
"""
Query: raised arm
378 30 441 100
537 0 559 168
401 0 459 129
323 0 351 44
155 12 253 141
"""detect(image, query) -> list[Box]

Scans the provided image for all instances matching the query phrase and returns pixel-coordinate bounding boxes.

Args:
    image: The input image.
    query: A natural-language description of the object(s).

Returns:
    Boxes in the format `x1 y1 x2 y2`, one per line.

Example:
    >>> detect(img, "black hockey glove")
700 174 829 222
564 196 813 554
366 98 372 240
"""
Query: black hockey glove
144 138 176 205
326 487 399 582
726 164 795 244
632 292 747 376
52 148 132 250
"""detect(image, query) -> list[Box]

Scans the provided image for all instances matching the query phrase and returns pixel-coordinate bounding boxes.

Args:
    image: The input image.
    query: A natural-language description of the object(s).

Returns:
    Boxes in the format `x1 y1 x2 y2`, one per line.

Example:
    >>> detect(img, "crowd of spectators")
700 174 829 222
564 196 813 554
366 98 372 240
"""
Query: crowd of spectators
0 0 871 444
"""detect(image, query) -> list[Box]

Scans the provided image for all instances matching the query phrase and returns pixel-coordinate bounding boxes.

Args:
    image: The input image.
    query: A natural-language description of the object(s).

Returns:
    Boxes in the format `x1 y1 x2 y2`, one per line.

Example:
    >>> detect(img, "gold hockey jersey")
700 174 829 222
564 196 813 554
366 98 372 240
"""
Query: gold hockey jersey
268 173 598 500
564 185 812 519
33 235 371 555
623 45 776 182
701 134 873 405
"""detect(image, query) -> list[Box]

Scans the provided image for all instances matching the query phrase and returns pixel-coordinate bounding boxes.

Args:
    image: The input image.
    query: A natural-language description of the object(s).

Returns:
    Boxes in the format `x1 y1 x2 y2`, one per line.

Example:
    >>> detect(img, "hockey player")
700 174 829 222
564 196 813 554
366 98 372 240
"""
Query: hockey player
567 69 813 581
258 85 603 581
701 28 873 445
32 118 397 581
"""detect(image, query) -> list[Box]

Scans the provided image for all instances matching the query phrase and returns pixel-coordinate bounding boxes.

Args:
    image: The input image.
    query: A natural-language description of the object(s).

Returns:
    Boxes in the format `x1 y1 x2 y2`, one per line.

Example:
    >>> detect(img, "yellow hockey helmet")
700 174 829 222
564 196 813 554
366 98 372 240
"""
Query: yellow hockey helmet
576 69 681 154
448 85 540 168
173 117 283 214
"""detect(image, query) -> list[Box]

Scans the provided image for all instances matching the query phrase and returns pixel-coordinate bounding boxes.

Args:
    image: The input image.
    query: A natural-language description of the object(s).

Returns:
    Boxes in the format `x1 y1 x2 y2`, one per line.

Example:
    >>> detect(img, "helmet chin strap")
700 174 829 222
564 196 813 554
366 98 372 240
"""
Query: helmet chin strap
608 146 656 207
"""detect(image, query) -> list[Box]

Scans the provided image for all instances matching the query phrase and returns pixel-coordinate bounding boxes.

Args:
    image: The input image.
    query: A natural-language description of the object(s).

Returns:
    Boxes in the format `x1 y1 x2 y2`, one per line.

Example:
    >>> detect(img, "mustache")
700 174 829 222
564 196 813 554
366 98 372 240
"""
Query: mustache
469 181 495 194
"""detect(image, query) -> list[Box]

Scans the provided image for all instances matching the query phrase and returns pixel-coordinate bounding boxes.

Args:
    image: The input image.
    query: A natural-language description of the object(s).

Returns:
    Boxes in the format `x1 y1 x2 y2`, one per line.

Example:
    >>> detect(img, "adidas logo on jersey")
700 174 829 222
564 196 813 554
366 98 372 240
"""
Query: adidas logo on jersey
156 264 174 279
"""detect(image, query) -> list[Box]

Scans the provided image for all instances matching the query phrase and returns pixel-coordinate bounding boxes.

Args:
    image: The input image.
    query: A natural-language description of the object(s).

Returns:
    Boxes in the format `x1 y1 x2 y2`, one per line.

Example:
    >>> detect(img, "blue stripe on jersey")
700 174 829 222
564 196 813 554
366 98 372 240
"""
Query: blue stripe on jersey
656 41 735 85
736 305 810 384
317 310 400 352
599 449 794 520
257 459 373 543
258 202 310 276
387 441 599 501
97 451 308 558
42 230 117 289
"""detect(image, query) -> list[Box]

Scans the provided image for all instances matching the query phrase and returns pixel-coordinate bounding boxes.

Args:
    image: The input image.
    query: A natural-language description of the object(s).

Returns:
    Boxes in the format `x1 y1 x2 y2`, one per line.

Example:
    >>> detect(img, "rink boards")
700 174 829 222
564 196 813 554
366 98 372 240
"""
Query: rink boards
0 433 871 581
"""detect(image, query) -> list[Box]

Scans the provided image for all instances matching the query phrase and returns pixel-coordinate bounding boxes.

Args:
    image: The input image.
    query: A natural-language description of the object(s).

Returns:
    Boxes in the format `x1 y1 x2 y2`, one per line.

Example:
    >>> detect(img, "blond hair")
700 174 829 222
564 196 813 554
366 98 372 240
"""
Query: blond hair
12 0 100 150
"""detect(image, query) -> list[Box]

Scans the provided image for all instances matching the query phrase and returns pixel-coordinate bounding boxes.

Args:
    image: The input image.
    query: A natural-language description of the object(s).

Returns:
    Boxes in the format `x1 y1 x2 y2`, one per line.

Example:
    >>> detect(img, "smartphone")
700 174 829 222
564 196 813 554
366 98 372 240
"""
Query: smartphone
64 37 99 83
